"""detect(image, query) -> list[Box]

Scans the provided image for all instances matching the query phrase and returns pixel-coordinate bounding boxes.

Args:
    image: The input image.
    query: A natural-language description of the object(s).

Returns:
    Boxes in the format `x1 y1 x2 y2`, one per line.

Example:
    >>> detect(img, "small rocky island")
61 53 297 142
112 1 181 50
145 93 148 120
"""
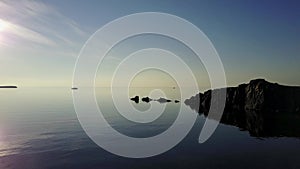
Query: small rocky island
130 96 179 103
0 86 17 88
185 79 300 138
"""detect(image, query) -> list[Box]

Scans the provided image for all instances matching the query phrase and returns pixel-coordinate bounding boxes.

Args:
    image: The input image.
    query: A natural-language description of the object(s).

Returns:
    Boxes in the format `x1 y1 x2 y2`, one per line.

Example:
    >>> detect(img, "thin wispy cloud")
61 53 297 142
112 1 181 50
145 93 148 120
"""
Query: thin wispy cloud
0 0 92 86
0 0 89 55
0 18 56 46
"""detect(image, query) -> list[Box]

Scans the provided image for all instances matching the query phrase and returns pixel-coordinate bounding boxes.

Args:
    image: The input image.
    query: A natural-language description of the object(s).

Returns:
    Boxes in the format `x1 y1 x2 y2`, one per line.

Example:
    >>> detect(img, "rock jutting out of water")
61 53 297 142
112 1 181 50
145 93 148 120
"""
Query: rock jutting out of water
130 96 139 103
130 96 179 103
142 97 152 103
156 97 171 103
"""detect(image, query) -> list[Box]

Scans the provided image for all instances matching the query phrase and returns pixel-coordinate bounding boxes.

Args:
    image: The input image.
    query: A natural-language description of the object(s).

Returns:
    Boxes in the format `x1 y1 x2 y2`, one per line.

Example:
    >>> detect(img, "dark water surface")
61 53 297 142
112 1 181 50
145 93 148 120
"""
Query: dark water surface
0 88 299 169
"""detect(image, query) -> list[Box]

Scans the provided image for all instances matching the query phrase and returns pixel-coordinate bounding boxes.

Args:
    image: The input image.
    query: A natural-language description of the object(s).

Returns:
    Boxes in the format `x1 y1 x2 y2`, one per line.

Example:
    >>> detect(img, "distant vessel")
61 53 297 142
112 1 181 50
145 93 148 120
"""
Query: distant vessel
71 87 78 90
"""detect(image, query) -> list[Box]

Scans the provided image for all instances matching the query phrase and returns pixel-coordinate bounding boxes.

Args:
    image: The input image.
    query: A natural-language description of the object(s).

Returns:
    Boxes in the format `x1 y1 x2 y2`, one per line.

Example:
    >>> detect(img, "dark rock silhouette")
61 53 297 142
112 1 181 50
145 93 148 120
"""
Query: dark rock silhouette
0 86 17 88
130 96 179 104
130 96 139 103
185 79 300 138
156 97 171 103
142 97 152 103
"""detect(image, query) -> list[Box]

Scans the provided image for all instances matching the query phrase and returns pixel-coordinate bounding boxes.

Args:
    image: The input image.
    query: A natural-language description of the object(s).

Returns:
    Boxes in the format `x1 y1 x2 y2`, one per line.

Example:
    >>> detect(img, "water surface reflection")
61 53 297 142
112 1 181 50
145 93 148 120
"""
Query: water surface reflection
0 88 299 169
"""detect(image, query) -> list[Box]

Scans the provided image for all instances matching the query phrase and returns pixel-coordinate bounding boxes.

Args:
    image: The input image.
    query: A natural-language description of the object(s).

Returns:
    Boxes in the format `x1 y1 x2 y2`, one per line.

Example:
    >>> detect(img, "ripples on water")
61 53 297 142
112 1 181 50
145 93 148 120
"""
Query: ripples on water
0 88 299 169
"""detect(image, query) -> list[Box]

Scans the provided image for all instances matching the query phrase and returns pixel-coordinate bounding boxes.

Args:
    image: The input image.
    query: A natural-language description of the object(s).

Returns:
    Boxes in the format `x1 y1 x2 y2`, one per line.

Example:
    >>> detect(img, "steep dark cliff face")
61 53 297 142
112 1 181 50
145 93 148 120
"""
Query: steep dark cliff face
184 79 300 138
185 79 300 115
244 79 300 113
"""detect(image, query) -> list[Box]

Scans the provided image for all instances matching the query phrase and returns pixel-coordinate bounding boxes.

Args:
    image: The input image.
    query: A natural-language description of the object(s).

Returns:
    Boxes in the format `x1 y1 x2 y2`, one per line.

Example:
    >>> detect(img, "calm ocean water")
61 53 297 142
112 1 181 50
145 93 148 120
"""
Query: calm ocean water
0 87 299 169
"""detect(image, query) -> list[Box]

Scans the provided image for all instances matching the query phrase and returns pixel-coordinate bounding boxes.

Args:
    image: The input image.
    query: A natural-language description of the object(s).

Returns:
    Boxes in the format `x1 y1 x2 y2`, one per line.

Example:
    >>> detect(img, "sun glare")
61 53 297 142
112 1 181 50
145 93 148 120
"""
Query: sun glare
0 20 7 32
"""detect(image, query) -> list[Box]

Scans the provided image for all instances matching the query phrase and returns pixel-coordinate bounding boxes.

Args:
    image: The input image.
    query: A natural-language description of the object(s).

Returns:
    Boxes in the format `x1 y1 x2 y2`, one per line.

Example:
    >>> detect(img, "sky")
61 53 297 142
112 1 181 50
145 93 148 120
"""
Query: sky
0 0 299 88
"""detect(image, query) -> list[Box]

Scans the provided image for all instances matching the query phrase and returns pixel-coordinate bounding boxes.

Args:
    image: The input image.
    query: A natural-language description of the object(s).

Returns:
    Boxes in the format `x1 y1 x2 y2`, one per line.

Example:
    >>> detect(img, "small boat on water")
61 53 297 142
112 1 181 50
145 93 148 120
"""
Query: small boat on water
71 87 78 90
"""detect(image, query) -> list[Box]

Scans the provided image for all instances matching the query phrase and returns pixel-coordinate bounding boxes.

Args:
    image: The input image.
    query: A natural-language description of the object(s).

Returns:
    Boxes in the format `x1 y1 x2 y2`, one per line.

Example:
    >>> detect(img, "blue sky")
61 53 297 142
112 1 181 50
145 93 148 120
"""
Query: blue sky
0 0 299 87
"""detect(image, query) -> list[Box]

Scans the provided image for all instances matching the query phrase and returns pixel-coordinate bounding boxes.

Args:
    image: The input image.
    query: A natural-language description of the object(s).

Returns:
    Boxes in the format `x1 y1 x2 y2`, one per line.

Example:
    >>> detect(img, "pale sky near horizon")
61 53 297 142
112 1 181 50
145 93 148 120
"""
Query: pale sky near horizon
0 0 299 88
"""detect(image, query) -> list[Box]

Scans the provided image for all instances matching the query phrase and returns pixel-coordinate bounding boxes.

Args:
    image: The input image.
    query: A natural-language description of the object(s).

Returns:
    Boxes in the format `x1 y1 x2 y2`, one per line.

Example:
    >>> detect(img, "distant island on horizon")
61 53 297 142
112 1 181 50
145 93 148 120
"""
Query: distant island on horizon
0 85 17 88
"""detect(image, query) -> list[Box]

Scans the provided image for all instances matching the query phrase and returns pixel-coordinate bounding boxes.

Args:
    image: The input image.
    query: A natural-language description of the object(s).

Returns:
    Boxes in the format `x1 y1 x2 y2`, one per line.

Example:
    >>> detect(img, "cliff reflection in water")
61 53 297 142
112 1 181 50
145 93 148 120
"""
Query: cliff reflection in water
185 79 300 138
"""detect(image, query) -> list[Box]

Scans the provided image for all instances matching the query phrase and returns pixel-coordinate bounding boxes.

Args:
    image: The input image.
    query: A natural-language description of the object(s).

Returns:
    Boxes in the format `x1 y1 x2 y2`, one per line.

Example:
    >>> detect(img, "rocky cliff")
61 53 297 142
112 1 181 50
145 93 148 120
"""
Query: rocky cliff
185 79 300 115
184 79 300 137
